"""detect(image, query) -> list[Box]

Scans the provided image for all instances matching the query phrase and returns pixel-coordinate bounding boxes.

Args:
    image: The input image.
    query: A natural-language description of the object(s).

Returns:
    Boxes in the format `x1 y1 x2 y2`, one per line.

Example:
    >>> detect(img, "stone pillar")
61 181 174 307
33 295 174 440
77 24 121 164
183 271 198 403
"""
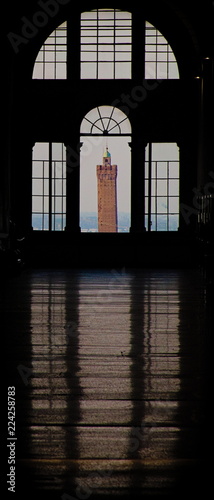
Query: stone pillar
65 139 81 233
130 129 146 233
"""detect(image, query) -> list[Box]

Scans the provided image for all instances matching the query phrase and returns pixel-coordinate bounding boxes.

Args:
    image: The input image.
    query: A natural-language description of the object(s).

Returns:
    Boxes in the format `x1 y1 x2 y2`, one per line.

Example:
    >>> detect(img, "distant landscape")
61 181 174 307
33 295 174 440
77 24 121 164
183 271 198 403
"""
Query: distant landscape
80 212 130 232
32 213 178 232
32 213 130 232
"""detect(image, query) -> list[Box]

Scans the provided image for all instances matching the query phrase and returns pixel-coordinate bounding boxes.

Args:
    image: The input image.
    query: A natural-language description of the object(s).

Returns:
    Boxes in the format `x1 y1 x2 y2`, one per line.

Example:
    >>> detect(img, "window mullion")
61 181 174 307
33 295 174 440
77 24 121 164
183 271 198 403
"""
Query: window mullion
42 160 45 231
113 9 116 79
96 9 99 79
148 142 152 232
49 143 52 231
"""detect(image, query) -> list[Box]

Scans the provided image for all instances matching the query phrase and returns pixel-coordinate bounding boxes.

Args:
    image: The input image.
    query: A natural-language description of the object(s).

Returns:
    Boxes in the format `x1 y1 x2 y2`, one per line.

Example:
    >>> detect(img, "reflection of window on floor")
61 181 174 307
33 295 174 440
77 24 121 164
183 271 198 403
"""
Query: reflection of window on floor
32 143 66 231
145 143 180 231
32 22 67 79
145 21 179 79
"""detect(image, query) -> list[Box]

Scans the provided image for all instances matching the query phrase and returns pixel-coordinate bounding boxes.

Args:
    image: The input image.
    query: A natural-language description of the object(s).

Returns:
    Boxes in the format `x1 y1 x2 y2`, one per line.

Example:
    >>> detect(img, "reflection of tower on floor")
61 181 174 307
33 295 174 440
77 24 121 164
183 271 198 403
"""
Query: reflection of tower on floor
97 147 118 233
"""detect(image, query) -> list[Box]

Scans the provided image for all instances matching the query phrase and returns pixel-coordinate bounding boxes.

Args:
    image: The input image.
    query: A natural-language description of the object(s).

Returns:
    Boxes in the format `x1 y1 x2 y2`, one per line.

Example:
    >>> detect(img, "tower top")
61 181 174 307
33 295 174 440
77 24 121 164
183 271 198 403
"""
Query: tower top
103 147 111 158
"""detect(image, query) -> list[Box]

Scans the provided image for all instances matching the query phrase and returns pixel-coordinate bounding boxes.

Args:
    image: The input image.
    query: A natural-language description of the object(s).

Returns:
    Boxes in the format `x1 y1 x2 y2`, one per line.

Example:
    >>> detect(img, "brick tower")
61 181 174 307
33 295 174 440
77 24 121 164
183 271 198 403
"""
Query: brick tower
97 147 118 232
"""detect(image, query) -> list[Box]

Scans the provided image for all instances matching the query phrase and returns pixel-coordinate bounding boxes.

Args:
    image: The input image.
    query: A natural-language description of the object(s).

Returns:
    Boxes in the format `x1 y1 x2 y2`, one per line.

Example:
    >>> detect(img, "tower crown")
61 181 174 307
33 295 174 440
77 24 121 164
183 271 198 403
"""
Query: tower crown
103 147 111 158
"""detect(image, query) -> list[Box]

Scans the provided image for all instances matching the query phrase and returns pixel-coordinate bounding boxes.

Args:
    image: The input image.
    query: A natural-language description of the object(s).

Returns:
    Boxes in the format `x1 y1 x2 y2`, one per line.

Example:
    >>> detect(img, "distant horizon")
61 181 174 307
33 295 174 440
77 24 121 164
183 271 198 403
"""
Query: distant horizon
32 212 179 232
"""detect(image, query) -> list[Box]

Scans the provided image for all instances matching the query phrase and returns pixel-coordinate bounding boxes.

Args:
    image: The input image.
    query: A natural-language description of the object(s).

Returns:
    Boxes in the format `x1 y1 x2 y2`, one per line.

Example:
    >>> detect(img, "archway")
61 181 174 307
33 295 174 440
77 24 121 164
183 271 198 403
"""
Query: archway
80 106 132 233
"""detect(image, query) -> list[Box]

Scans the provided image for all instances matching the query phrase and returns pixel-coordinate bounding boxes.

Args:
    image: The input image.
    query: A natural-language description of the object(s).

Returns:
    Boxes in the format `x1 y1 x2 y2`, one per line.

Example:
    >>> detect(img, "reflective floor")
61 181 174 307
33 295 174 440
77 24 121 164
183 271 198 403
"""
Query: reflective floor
3 268 211 499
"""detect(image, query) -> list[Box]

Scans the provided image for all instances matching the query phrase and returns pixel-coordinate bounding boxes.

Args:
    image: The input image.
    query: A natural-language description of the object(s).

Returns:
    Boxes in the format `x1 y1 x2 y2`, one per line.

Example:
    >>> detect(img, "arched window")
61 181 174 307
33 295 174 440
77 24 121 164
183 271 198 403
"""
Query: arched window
32 13 179 80
80 106 131 233
33 22 67 79
145 22 179 79
31 11 180 234
80 106 132 135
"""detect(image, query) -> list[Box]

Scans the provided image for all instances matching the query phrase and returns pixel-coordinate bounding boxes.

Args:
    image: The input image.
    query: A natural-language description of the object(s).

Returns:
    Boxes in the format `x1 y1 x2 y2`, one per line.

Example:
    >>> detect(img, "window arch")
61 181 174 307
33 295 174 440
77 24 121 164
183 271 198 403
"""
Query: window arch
32 13 179 80
80 106 132 135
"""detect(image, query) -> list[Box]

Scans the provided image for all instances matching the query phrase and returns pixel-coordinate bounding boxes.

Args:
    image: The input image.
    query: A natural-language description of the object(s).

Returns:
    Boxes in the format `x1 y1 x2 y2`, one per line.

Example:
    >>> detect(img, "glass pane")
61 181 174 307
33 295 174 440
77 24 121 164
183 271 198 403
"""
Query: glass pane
33 143 49 160
45 51 55 62
115 62 131 78
146 62 157 78
98 62 114 78
157 62 168 78
145 180 149 196
52 180 62 195
169 64 179 79
32 197 43 213
151 182 157 197
169 214 179 231
98 35 114 43
157 162 167 178
32 179 43 196
157 180 167 196
98 51 114 62
169 197 179 213
56 63 66 79
146 35 156 44
44 161 49 178
145 52 156 61
33 161 43 178
52 143 63 161
152 162 157 179
52 214 64 231
150 214 157 231
56 52 67 62
145 197 149 213
152 143 179 161
32 65 44 79
53 197 63 213
157 44 167 52
44 214 49 231
157 197 167 213
99 10 114 20
81 52 97 62
157 215 167 231
44 179 49 196
115 52 132 62
81 63 97 79
32 214 43 231
169 179 179 196
169 162 179 178
45 63 55 79
157 53 167 62
151 197 156 212
81 36 97 43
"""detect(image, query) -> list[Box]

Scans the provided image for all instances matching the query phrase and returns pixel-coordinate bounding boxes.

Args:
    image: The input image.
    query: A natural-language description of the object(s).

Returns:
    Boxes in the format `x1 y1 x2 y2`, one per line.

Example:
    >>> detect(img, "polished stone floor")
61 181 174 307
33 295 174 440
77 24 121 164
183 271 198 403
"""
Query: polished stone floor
3 268 211 499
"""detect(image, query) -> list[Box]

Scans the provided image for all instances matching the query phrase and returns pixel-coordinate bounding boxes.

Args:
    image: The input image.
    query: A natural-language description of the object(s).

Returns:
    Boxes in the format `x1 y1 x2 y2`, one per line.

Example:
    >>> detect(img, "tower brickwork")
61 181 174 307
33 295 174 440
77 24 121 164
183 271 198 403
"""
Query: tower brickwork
97 148 118 232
